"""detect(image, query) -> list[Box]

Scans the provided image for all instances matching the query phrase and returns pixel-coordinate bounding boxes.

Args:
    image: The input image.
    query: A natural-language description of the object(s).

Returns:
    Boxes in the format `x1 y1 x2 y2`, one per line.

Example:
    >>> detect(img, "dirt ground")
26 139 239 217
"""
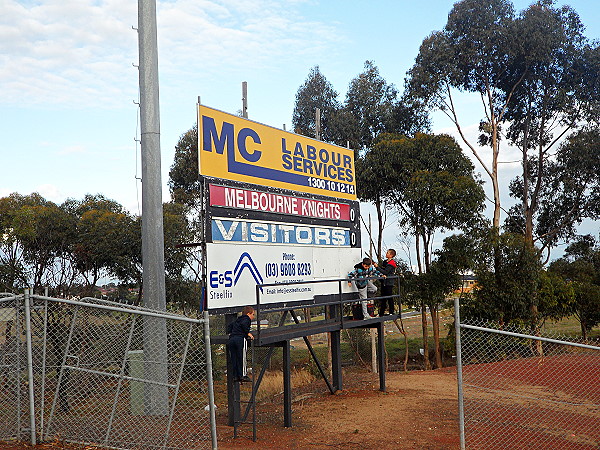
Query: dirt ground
0 367 459 450
217 367 460 449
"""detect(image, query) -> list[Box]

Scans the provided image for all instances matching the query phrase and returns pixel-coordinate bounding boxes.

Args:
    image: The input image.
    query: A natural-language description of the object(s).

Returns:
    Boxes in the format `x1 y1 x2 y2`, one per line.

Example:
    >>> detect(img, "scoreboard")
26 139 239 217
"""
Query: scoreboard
199 105 361 312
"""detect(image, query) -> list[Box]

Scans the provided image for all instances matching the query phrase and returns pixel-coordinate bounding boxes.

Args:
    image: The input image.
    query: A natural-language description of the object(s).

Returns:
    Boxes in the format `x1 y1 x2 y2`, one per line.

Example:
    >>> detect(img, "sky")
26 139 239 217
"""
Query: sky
1 0 599 264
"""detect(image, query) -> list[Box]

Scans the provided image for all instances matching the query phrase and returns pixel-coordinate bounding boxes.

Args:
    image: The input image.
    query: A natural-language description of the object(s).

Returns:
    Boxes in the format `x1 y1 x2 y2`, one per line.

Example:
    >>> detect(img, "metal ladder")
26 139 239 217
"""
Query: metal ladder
233 338 257 441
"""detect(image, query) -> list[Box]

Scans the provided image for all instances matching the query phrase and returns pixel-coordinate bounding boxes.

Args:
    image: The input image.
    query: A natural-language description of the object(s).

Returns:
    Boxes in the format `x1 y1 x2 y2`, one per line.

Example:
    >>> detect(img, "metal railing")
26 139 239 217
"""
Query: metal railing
252 275 400 339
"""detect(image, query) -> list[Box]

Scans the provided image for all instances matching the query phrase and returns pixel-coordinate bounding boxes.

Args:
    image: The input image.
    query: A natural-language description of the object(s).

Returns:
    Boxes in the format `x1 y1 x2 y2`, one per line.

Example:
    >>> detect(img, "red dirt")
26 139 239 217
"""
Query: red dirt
217 367 460 449
6 353 598 449
0 367 460 449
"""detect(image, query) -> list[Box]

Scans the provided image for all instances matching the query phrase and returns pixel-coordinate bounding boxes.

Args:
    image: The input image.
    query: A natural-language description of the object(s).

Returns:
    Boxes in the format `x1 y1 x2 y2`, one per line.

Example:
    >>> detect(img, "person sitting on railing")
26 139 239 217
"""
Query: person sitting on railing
347 257 384 319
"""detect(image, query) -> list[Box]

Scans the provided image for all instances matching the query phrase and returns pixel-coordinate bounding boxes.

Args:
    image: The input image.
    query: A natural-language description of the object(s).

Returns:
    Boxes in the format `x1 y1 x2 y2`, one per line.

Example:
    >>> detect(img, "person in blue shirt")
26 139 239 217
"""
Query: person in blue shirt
228 306 255 382
347 257 384 319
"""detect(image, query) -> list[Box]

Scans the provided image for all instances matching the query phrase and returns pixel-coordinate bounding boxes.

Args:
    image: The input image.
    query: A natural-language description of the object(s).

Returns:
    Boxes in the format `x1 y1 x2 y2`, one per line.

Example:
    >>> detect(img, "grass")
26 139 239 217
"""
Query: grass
544 315 600 340
253 368 316 400
265 311 600 374
208 311 600 411
212 310 599 396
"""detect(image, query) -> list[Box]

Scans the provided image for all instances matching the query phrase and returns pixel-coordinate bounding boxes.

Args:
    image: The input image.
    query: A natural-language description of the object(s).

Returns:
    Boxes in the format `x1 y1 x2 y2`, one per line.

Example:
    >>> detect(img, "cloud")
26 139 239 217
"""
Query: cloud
58 144 87 155
0 0 341 109
155 0 342 96
36 183 63 202
0 0 138 108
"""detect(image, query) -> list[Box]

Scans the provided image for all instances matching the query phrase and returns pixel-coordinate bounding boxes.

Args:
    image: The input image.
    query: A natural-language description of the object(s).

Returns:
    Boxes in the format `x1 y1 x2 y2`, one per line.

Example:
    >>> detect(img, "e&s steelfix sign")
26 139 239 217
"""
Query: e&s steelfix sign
198 105 357 200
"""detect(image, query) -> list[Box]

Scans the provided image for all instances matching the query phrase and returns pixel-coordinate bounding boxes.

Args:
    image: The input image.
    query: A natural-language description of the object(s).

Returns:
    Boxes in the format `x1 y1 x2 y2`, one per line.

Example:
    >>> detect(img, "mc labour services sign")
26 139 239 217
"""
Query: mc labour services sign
197 105 357 201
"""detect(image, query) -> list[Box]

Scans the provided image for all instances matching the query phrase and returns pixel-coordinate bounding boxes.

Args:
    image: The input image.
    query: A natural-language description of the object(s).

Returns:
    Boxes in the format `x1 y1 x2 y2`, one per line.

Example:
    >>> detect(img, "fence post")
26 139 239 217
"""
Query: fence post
15 293 22 440
23 289 37 445
203 310 218 449
39 297 49 435
454 296 465 450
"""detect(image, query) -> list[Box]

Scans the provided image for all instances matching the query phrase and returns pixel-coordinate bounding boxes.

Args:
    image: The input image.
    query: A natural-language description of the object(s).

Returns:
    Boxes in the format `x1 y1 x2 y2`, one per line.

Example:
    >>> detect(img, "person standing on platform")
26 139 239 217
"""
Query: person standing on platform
348 257 384 319
228 306 255 382
377 249 398 316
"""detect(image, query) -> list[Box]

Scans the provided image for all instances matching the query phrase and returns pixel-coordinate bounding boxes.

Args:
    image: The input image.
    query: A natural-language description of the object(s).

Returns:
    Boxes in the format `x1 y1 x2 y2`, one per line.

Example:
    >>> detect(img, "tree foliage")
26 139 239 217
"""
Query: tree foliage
406 0 599 237
464 231 544 326
371 132 485 368
292 66 341 143
506 129 600 259
68 195 135 293
0 193 196 307
168 126 201 212
373 133 486 270
344 61 398 151
549 235 600 338
0 193 75 293
292 61 430 259
405 0 599 341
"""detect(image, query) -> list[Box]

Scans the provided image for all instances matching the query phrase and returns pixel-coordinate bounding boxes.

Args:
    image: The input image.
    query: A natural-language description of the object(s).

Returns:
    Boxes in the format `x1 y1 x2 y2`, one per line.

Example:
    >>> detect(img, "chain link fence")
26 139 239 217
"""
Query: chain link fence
455 301 600 449
0 292 217 449
0 294 22 441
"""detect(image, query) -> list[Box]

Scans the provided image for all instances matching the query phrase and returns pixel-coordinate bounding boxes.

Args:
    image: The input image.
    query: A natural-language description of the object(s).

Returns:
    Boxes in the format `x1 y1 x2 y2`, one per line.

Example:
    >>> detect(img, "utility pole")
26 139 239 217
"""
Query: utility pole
138 0 168 415
242 81 248 118
315 108 321 141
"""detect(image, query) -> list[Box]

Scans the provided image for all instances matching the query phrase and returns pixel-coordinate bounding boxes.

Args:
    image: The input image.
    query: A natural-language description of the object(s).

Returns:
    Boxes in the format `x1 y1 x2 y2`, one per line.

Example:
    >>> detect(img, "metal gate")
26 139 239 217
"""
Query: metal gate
0 291 217 449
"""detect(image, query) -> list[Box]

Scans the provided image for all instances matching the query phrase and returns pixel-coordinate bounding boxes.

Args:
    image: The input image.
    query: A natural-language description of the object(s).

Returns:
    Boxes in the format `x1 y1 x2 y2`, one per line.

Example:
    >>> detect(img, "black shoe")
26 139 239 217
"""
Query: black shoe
239 376 252 383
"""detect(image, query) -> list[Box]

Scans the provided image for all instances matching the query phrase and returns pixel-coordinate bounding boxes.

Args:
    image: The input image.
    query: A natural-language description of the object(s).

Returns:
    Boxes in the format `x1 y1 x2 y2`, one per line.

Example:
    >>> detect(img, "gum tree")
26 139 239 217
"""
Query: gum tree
66 195 136 294
293 62 429 259
292 66 341 143
406 0 598 239
375 133 486 368
0 193 74 292
406 0 515 230
407 0 599 335
502 3 599 257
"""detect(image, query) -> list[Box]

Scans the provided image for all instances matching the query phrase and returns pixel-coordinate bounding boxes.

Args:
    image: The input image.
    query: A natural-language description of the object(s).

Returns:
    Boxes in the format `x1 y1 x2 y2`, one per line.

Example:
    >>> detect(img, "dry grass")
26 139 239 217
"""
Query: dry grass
255 368 316 400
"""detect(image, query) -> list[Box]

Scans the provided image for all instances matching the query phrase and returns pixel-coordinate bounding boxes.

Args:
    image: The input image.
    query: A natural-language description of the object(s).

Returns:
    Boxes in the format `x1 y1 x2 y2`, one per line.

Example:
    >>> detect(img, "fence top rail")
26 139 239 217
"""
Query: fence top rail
31 294 205 324
54 295 156 312
460 323 600 351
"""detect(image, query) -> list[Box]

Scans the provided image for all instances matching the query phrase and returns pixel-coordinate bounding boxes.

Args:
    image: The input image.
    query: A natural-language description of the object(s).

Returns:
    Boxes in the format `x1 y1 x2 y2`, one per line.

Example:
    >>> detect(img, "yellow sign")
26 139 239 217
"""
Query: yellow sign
198 105 357 200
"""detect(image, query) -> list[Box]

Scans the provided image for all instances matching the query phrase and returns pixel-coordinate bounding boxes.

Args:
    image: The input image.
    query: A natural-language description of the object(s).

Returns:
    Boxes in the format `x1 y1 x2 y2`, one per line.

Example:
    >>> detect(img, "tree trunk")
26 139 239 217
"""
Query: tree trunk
393 319 409 372
523 134 534 245
415 231 422 275
581 318 587 341
422 228 433 272
421 305 431 370
490 94 502 230
375 197 384 261
530 303 543 356
430 304 443 369
304 307 311 345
